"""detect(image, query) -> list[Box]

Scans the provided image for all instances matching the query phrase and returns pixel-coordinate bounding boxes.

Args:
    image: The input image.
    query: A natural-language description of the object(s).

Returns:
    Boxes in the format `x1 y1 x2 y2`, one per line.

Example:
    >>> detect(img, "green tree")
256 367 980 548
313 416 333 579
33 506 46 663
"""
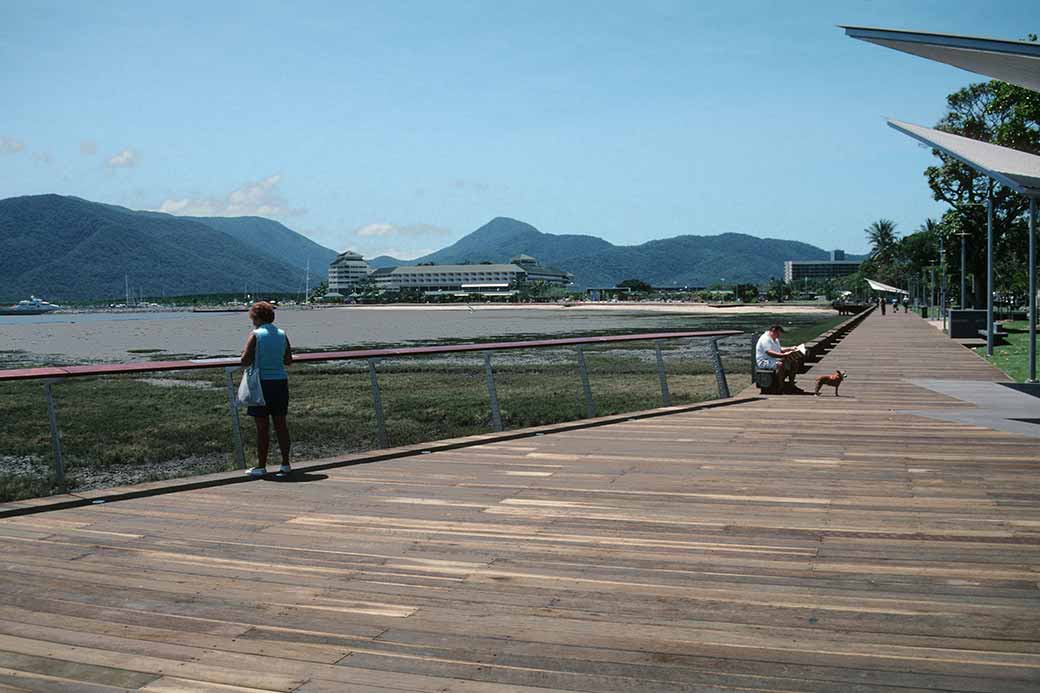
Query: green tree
865 219 899 266
308 279 329 302
732 282 758 303
924 74 1039 307
616 279 652 293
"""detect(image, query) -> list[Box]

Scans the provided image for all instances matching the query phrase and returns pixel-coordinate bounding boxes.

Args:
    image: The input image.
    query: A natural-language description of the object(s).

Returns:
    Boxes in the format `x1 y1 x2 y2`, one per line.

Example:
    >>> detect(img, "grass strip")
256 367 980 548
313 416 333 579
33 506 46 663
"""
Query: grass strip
975 321 1036 383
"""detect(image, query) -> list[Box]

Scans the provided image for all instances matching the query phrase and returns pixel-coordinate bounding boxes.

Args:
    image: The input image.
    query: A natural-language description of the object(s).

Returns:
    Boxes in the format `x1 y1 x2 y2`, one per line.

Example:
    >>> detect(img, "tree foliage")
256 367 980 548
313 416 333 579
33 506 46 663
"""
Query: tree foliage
923 73 1039 307
865 219 899 267
616 279 653 293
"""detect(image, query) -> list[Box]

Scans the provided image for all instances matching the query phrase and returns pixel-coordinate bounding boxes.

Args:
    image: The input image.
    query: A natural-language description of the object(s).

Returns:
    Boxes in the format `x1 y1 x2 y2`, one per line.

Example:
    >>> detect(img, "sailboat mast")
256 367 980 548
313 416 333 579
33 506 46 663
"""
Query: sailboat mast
305 259 310 303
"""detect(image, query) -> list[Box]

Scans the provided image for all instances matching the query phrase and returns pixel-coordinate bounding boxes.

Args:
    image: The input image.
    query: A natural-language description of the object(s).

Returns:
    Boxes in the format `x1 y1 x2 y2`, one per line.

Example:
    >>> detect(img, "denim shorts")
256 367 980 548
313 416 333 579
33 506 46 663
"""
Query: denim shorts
246 379 289 417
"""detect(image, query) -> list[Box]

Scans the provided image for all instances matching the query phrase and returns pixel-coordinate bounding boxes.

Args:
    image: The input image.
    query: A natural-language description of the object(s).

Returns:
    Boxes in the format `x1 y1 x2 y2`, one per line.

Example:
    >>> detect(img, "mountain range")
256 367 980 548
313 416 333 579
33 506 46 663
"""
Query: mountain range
370 217 861 288
0 194 861 301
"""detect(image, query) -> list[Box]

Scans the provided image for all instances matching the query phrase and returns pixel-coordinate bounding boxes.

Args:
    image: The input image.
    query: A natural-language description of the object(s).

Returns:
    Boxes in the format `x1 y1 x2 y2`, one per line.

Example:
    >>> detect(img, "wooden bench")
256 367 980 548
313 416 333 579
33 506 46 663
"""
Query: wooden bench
978 322 1009 345
754 367 779 394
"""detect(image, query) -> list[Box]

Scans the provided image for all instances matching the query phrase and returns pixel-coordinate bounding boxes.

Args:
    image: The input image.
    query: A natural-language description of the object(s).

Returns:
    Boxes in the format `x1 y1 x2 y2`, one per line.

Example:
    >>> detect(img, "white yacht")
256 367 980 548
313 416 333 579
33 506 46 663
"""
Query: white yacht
0 296 61 315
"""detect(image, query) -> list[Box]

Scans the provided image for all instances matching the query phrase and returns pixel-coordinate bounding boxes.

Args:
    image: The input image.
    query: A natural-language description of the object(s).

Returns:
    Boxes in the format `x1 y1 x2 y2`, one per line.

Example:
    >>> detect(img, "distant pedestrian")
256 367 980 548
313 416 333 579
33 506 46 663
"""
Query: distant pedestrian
240 301 293 477
880 296 886 315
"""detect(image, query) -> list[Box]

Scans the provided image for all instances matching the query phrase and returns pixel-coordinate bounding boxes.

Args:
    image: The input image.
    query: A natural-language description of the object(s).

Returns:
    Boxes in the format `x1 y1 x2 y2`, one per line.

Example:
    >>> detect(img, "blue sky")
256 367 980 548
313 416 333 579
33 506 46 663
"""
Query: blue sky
2 1 1038 259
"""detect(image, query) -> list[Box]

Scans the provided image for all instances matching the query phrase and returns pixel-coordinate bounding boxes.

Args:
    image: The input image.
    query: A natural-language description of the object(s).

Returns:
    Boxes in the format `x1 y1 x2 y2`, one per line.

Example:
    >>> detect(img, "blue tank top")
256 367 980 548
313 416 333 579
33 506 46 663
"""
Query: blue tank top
253 324 288 380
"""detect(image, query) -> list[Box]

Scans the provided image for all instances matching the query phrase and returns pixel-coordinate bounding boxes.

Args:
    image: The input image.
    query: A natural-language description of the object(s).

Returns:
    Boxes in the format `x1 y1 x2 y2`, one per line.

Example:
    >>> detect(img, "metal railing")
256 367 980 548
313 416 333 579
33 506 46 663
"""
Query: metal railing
0 330 743 486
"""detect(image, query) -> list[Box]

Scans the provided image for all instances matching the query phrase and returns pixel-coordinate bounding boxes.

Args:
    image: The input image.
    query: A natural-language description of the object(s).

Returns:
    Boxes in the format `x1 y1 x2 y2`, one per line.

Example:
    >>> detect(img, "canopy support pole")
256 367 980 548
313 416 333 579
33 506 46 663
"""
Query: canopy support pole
1029 197 1037 383
940 234 946 332
987 196 994 356
960 233 967 309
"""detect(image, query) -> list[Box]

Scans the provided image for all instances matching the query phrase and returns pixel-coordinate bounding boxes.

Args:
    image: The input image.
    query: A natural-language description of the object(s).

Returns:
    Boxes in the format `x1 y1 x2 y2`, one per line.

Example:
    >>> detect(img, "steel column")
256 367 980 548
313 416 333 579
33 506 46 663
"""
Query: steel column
749 334 756 382
575 346 595 418
960 233 967 309
654 340 671 407
940 234 946 332
483 352 503 431
367 358 388 448
1029 198 1037 383
43 379 65 486
223 366 246 469
709 338 730 399
987 196 994 356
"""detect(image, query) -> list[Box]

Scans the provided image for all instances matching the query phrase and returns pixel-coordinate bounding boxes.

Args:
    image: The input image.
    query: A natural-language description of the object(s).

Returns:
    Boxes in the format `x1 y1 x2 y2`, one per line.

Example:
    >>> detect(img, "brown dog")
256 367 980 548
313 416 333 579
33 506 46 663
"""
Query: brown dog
814 370 847 397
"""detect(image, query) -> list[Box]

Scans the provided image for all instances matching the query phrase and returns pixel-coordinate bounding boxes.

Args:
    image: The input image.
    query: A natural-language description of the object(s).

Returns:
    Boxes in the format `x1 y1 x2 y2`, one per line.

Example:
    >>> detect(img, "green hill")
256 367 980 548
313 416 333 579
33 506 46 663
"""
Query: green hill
188 215 336 274
0 195 320 301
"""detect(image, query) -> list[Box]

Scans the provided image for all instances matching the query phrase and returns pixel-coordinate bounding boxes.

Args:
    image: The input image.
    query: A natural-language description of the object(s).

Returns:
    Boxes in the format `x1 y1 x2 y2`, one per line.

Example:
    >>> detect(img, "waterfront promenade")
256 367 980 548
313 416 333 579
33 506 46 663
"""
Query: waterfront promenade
0 311 1038 691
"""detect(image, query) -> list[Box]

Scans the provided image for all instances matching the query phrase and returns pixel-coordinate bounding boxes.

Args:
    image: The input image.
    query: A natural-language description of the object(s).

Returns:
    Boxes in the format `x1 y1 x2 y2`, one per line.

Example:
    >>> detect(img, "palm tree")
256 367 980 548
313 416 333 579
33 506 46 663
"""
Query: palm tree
865 219 898 264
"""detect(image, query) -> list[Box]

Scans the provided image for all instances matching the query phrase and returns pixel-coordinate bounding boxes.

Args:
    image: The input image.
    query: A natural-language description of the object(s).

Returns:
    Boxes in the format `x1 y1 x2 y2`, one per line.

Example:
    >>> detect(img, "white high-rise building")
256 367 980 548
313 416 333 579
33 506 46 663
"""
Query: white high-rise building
328 251 369 293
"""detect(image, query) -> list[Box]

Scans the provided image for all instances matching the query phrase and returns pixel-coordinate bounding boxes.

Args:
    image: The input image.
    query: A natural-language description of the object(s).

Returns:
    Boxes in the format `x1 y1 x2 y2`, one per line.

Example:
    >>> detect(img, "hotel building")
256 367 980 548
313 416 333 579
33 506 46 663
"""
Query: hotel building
327 251 370 293
784 250 861 282
369 255 572 297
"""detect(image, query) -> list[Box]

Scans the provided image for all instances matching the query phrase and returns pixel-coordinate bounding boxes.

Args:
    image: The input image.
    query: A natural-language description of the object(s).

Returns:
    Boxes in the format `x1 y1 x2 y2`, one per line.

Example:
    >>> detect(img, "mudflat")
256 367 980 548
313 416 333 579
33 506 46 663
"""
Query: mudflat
0 303 835 365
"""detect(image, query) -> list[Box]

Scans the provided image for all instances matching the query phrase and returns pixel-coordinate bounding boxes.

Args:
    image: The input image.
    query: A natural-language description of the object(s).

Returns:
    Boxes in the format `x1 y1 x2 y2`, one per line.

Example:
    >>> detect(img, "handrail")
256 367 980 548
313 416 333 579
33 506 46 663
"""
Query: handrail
0 329 743 381
4 328 745 491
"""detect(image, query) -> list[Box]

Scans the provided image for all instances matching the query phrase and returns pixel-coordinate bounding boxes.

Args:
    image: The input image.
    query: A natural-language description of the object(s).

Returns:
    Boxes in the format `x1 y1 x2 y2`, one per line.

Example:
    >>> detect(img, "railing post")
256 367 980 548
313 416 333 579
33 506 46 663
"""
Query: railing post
750 333 756 382
43 379 65 488
654 340 670 407
576 345 596 418
224 366 246 469
367 358 389 448
710 338 730 399
484 352 503 432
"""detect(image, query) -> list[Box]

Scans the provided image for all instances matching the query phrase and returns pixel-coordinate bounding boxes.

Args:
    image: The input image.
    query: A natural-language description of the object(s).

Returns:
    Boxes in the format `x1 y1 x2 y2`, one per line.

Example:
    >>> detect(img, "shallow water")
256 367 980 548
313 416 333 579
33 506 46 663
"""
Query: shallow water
0 305 831 366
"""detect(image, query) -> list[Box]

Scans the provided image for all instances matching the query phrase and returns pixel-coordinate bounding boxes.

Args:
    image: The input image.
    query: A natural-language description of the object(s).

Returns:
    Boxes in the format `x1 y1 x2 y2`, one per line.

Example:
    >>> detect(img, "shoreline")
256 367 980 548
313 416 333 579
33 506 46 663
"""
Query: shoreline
324 301 835 315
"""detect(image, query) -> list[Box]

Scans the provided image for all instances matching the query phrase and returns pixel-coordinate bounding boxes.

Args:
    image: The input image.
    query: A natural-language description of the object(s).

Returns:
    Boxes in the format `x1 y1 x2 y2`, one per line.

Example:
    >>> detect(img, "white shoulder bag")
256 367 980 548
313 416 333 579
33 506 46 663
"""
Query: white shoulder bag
237 366 266 407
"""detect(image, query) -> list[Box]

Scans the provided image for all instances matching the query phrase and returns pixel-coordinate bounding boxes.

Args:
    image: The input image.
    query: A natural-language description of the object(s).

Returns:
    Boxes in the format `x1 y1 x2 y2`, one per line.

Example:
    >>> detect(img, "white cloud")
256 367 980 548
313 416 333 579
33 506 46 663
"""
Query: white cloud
156 174 306 219
354 222 451 238
107 148 140 168
80 140 97 155
355 223 395 237
0 137 25 155
367 246 436 260
31 151 53 164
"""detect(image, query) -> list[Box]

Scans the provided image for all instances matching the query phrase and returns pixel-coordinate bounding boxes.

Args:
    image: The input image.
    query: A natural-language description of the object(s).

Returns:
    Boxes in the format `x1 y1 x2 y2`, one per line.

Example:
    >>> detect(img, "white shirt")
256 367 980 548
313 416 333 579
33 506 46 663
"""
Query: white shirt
756 332 782 369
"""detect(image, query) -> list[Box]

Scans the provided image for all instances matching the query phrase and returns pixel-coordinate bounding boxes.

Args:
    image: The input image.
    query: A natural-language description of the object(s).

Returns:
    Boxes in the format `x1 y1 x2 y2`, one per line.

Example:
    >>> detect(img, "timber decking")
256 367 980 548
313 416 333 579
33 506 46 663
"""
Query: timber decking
0 310 1038 692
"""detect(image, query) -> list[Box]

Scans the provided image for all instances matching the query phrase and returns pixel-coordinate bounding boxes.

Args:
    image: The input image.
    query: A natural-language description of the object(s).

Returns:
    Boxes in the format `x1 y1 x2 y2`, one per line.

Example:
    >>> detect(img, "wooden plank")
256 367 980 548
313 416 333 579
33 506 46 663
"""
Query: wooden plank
0 311 1038 689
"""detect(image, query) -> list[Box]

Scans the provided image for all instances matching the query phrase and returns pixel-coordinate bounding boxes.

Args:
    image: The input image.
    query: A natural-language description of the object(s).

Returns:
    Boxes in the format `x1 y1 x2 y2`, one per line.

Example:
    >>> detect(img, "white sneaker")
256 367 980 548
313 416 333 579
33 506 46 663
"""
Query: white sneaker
247 467 267 478
277 464 292 475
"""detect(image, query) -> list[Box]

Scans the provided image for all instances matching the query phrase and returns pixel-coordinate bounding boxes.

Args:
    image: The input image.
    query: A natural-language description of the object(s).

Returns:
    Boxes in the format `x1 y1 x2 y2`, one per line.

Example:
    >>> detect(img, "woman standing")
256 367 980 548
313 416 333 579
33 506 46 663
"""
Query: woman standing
240 301 293 477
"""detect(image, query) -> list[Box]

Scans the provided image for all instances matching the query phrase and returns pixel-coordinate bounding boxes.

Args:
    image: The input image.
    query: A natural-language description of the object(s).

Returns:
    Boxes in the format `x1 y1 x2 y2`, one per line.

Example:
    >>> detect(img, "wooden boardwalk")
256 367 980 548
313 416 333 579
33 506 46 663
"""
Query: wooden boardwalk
1 310 1038 692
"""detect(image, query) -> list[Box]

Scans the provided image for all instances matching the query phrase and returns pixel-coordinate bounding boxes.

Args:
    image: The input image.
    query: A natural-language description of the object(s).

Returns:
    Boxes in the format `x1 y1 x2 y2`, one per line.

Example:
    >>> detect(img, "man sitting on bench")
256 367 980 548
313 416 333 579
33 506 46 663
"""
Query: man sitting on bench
756 325 804 393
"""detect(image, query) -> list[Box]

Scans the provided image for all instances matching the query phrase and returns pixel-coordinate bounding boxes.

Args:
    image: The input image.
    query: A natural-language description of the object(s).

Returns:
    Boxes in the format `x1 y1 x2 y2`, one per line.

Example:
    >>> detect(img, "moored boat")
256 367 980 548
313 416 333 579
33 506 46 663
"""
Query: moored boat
0 296 61 316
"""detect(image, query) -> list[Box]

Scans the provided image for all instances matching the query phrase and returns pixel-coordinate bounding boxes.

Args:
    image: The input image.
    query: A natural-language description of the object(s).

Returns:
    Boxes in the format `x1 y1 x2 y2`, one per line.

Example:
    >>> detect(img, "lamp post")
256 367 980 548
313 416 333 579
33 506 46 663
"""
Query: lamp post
929 266 935 319
940 233 947 332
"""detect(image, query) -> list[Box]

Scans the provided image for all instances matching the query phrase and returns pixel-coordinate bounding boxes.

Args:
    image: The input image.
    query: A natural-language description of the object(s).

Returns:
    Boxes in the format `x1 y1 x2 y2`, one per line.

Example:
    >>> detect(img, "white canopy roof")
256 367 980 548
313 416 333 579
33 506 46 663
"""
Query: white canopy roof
841 26 1040 93
866 278 909 295
887 119 1040 198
